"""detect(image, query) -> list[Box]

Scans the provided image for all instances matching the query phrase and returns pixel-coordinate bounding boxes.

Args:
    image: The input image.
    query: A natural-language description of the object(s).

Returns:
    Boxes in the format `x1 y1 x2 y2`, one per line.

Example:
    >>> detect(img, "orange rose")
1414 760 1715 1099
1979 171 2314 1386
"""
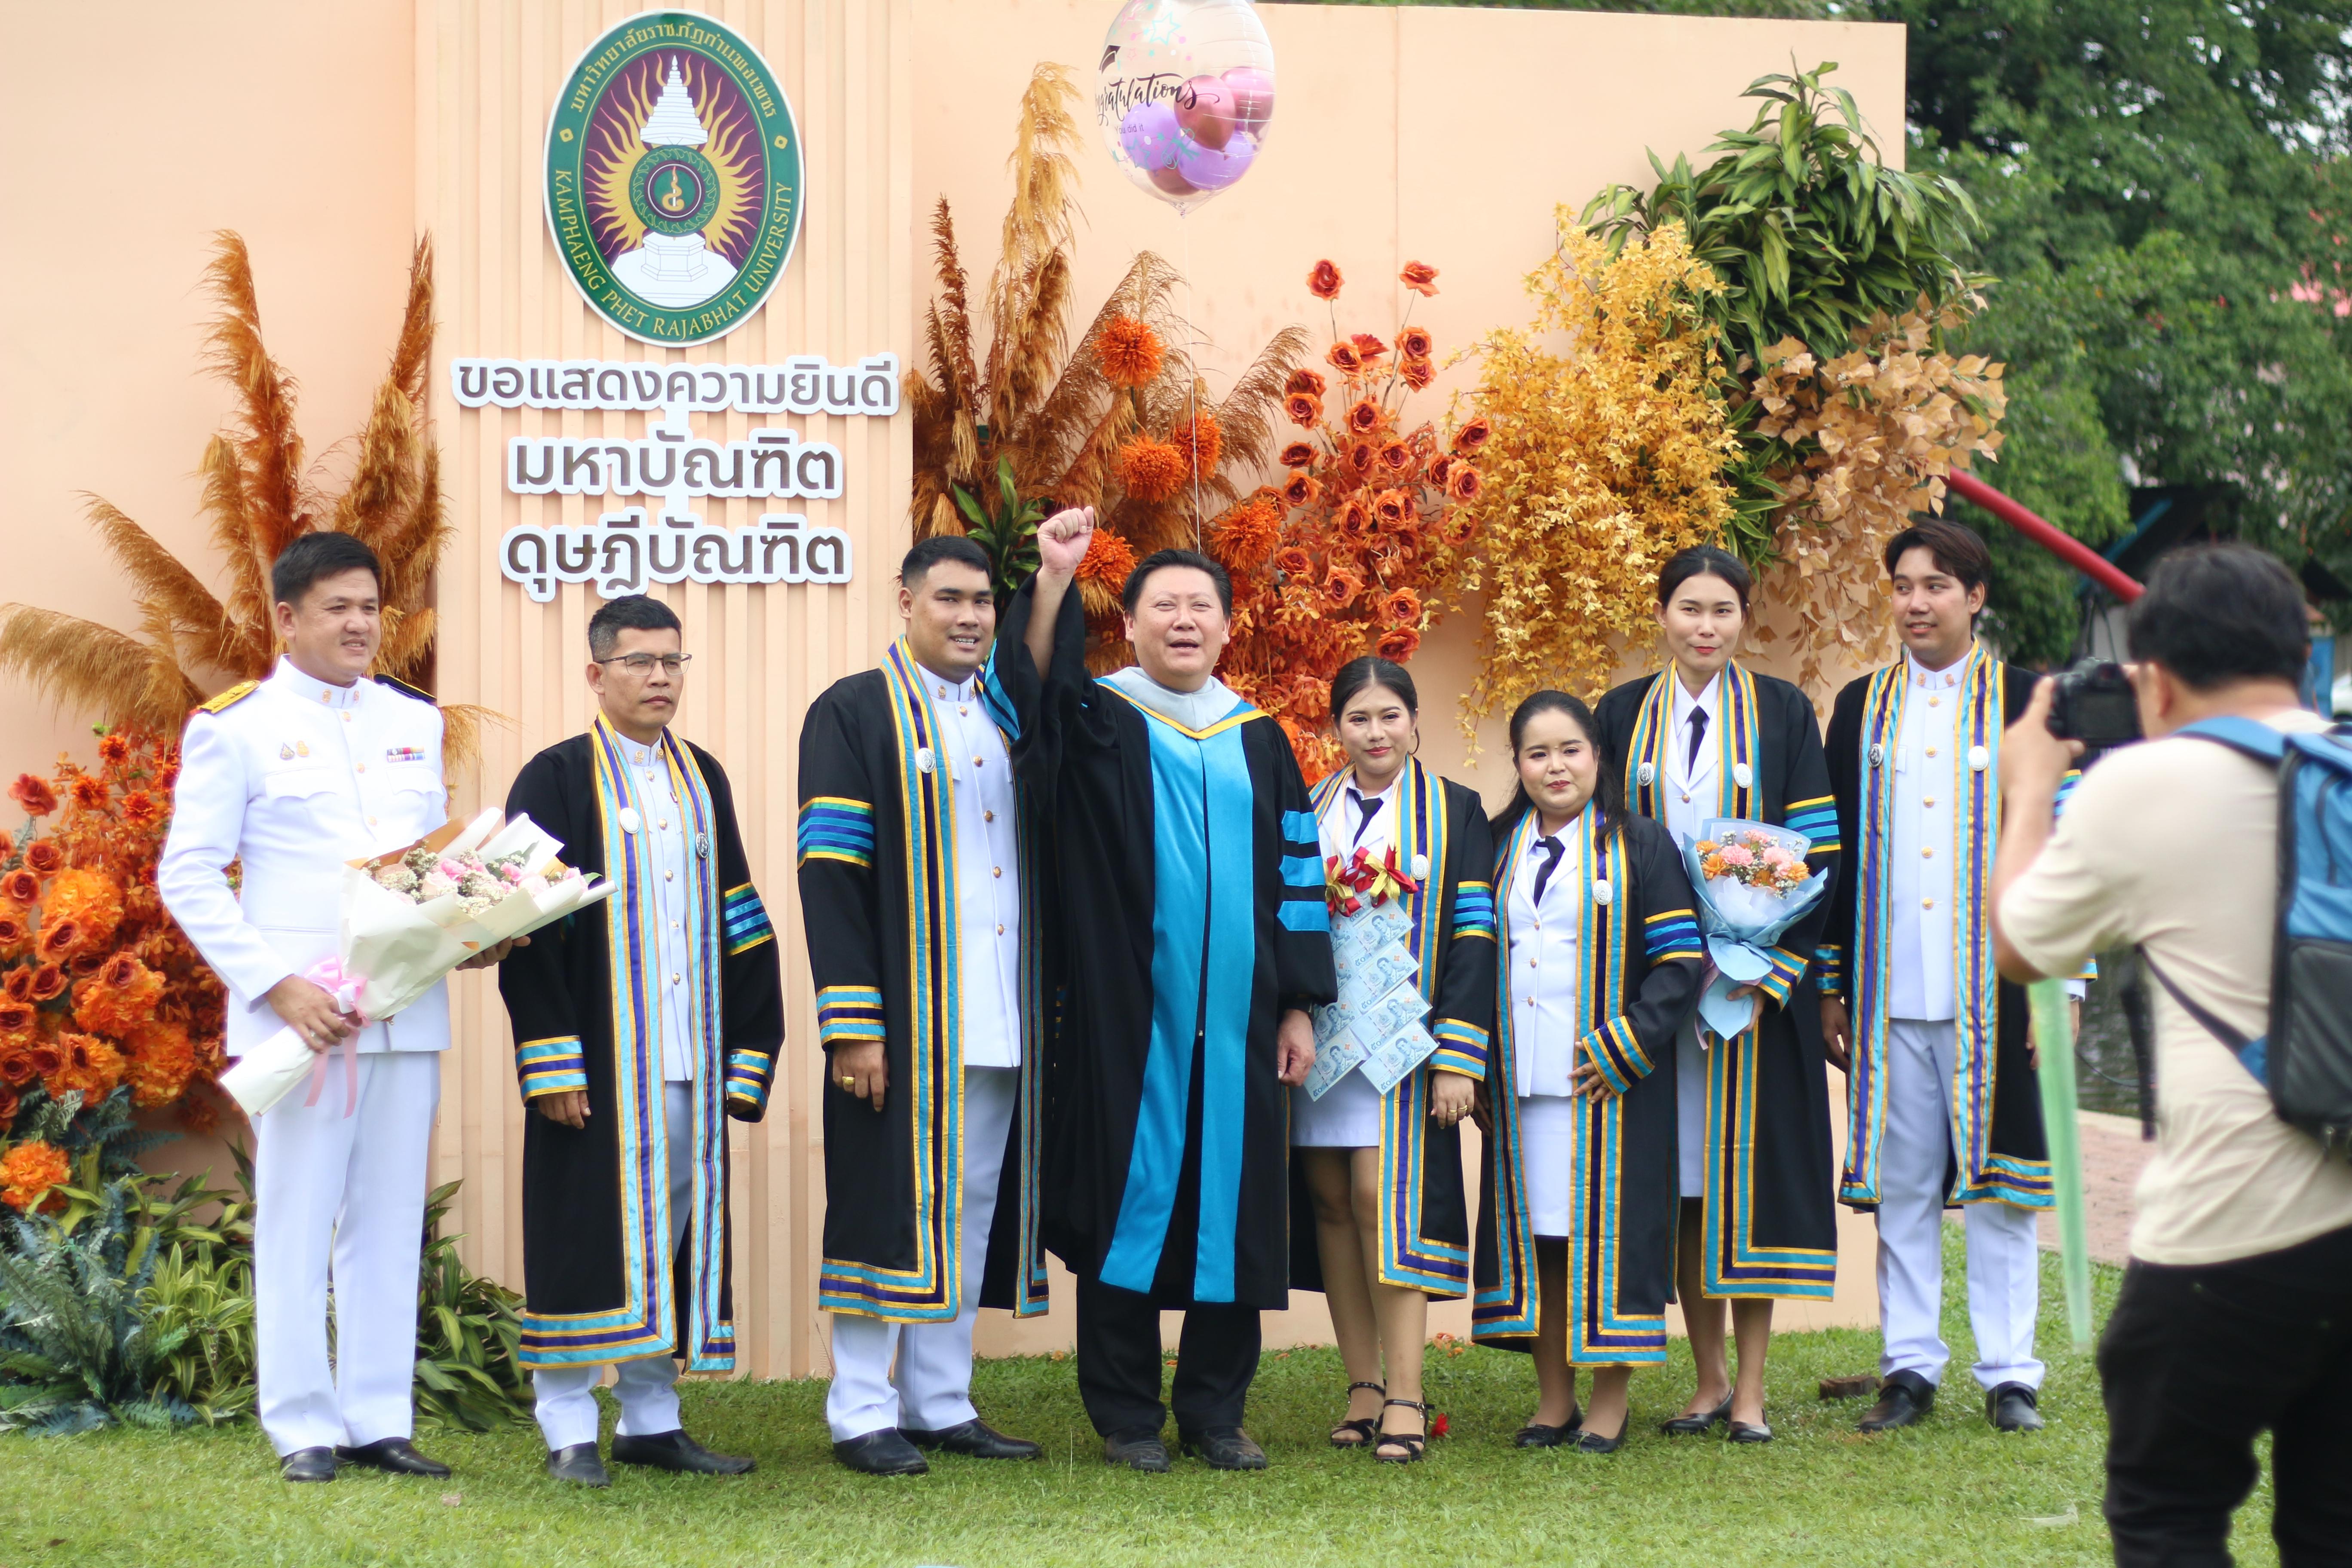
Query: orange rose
0 1082 17 1129
1366 536 1406 576
1451 415 1493 455
23 842 60 875
1284 368 1327 398
1400 357 1434 392
1320 567 1364 610
1398 326 1434 360
1271 547 1314 581
1338 500 1372 539
1326 342 1363 375
1376 627 1422 662
0 831 12 860
157 760 180 794
1351 333 1389 361
34 922 79 965
8 775 56 818
3 872 38 906
1378 441 1415 477
1307 260 1344 300
24 1042 61 1079
1372 489 1412 528
69 949 105 979
1382 587 1424 630
1284 393 1323 428
1346 399 1381 436
27 964 66 1002
1281 472 1320 508
1426 454 1455 489
0 1050 33 1087
1399 260 1439 297
1345 441 1378 479
1446 464 1483 502
1278 441 1316 469
2 965 28 999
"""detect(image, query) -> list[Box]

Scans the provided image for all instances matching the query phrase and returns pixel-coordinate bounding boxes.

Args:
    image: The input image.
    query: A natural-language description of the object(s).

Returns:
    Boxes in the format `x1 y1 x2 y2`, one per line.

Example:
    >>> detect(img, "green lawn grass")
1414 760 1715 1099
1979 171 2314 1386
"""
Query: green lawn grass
0 1232 2279 1568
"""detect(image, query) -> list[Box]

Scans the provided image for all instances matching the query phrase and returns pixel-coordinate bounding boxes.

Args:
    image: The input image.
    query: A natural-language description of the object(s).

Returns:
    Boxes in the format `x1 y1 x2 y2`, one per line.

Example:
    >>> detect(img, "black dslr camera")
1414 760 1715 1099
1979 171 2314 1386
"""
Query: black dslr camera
2045 658 2143 753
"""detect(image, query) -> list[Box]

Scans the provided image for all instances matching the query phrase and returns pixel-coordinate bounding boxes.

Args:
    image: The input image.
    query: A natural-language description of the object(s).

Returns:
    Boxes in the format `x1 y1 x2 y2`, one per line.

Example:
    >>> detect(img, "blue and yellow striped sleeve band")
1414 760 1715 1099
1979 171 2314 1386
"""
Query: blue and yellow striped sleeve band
798 797 876 869
721 884 775 955
725 1048 772 1109
1430 1018 1488 1081
1579 1017 1650 1095
817 986 887 1047
1451 881 1496 942
1815 941 1846 991
1783 796 1840 854
1756 944 1808 1006
1643 908 1703 965
516 1036 587 1099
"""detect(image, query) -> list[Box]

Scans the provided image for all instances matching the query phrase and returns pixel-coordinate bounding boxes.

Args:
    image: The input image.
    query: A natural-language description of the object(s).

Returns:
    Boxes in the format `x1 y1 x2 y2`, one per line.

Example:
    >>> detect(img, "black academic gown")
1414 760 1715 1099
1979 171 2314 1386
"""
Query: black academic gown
1472 810 1703 1366
994 581 1338 1310
1287 761 1496 1298
1822 647 2078 1213
1596 663 1841 1299
496 718 783 1373
796 639 1050 1322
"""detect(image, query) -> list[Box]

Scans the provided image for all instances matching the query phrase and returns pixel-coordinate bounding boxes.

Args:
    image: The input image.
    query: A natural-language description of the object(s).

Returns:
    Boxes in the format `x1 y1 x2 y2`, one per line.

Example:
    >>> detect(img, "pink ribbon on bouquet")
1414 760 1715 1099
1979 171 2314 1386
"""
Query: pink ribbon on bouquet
298 957 370 1118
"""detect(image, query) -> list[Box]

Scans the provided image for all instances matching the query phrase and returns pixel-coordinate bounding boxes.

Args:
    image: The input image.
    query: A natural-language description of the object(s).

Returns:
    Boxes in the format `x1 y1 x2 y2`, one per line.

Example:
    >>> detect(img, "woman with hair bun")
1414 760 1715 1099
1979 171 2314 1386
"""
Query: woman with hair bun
1592 545 1841 1444
1291 657 1495 1464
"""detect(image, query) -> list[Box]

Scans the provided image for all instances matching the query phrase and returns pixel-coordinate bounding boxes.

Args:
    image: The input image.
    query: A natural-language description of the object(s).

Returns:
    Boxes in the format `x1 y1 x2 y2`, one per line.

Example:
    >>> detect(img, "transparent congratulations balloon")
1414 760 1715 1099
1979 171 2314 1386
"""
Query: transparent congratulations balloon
1097 0 1275 214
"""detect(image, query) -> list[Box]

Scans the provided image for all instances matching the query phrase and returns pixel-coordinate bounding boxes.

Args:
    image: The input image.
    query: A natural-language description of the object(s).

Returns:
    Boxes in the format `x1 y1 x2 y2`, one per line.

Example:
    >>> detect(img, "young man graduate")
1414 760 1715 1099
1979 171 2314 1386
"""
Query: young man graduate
992 508 1337 1473
496 594 783 1487
798 535 1050 1476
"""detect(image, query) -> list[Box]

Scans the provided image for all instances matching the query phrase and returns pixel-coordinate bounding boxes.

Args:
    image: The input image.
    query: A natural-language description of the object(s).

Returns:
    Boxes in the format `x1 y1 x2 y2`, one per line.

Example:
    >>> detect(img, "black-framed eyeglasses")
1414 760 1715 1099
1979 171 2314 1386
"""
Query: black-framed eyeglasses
594 653 693 674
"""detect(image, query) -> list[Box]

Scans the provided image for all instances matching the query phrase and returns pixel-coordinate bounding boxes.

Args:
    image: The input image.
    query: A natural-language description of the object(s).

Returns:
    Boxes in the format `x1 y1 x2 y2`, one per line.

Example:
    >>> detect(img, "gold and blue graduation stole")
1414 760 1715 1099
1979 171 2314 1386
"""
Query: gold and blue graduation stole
1626 663 1759 824
1308 759 1482 1295
520 716 734 1372
1838 646 2059 1210
814 639 1051 1321
1473 809 1693 1363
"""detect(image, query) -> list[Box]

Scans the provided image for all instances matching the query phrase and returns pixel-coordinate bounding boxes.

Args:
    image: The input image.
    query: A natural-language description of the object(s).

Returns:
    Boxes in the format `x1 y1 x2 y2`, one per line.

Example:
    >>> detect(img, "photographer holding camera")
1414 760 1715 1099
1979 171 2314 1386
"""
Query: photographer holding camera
1994 543 2352 1568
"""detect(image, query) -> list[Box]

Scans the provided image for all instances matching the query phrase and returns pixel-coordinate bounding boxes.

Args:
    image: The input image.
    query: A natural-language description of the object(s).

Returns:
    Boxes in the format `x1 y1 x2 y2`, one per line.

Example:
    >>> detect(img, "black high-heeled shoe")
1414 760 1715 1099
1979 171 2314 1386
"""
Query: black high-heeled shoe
1330 1381 1385 1448
1659 1393 1733 1436
1373 1399 1430 1464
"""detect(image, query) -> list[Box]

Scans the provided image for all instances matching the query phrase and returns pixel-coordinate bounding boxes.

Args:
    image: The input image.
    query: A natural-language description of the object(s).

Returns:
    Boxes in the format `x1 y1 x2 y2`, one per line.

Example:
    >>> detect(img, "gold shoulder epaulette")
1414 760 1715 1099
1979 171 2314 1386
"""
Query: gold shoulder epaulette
193 680 259 716
372 673 437 706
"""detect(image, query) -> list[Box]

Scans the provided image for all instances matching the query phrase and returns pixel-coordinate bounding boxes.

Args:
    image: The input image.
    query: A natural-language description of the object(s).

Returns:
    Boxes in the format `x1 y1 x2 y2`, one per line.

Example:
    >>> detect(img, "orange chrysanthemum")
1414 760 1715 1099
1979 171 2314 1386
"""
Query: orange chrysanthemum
1400 261 1440 297
46 1031 125 1104
96 734 131 769
43 868 122 951
69 776 107 812
1095 315 1166 390
125 1020 197 1111
0 1139 70 1213
1284 368 1327 398
1284 392 1323 429
72 952 165 1038
1307 260 1344 300
1075 526 1139 590
157 760 180 794
1116 439 1188 504
1212 497 1283 572
8 775 56 818
1170 412 1222 477
119 791 160 828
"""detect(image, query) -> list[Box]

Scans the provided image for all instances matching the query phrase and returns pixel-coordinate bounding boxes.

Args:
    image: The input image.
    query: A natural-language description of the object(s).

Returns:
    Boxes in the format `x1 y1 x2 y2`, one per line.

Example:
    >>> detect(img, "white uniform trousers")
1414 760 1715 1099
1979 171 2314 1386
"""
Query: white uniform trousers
532 1082 694 1450
1874 1017 2046 1391
251 1048 441 1456
827 1066 1019 1441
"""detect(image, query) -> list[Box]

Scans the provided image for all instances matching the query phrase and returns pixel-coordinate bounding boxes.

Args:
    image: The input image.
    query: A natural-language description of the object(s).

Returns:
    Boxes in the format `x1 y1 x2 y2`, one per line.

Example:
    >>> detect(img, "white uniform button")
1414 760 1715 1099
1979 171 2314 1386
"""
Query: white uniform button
1923 898 1936 910
1922 847 1934 858
1923 797 1935 808
368 816 379 826
665 870 674 882
355 763 365 773
992 867 1002 879
974 756 984 769
995 924 1006 936
984 810 996 823
341 712 352 723
1926 747 1938 759
671 972 681 985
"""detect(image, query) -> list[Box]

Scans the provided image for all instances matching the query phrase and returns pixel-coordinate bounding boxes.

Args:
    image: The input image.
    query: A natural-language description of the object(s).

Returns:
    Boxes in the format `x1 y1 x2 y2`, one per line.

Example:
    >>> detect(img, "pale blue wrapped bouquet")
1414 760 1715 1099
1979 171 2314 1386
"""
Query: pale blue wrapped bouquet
1679 818 1826 1040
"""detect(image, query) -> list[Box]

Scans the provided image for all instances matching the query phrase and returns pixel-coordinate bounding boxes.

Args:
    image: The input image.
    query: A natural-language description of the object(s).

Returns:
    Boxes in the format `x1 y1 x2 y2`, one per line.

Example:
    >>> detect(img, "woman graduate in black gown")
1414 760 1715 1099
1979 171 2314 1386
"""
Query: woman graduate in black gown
1594 547 1840 1443
1472 691 1704 1453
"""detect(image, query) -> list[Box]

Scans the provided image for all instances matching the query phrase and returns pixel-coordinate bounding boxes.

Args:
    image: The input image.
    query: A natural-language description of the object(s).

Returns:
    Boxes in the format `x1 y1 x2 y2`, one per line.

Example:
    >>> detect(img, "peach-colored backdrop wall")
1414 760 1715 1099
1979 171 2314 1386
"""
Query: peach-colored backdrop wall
3 1 1903 1381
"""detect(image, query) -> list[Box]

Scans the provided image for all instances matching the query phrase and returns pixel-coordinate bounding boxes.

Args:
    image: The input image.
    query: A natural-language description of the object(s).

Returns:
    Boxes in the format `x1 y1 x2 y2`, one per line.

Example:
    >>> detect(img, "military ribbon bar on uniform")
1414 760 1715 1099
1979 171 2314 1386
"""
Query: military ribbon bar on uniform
721 883 775 955
797 797 876 869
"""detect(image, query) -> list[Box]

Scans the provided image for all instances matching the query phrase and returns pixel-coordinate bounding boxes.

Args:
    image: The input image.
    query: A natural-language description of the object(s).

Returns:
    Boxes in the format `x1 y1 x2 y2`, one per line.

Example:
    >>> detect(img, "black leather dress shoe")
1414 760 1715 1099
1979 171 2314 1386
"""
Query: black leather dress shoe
1572 1417 1629 1455
1727 1420 1774 1445
1178 1427 1268 1470
546 1443 610 1487
279 1446 337 1483
833 1428 929 1476
1986 1382 2046 1432
1513 1407 1583 1448
335 1437 451 1478
902 1418 1042 1460
1102 1431 1172 1472
1858 1370 1936 1433
611 1429 755 1475
1659 1394 1733 1436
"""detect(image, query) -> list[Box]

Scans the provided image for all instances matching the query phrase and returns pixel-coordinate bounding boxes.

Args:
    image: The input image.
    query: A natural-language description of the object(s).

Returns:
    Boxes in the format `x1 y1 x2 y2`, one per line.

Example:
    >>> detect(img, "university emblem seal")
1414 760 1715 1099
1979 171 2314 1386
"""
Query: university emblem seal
545 12 802 345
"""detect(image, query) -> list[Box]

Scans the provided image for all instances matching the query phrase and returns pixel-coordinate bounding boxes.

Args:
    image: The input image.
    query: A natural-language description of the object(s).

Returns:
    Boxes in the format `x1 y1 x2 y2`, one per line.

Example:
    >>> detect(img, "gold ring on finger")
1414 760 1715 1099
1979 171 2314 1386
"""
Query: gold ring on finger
840 1075 856 1090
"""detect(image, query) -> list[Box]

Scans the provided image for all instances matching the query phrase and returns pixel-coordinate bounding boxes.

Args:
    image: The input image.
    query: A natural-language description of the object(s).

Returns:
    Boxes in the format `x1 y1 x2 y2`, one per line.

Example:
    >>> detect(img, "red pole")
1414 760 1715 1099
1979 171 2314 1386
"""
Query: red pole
1948 471 2142 602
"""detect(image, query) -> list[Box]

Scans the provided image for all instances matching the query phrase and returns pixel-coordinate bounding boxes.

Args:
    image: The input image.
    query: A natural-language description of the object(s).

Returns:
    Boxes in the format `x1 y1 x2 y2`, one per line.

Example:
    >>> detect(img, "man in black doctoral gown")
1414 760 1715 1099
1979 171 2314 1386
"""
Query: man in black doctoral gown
992 508 1336 1471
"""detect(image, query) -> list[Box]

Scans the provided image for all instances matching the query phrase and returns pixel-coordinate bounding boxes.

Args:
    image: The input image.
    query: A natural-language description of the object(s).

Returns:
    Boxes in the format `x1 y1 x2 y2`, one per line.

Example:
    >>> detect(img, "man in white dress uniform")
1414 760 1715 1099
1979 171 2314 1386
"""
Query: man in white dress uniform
160 532 506 1481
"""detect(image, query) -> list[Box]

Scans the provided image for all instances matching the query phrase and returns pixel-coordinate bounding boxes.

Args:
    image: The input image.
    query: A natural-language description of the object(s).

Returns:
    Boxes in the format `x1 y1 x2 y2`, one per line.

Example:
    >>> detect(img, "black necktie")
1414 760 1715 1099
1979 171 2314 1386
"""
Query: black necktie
1686 707 1710 775
1530 835 1565 905
1351 791 1384 848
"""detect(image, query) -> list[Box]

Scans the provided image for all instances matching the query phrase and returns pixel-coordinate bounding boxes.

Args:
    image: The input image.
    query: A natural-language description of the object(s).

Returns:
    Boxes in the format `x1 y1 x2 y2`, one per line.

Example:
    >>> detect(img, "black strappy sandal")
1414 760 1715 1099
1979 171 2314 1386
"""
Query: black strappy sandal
1374 1399 1430 1464
1329 1381 1385 1448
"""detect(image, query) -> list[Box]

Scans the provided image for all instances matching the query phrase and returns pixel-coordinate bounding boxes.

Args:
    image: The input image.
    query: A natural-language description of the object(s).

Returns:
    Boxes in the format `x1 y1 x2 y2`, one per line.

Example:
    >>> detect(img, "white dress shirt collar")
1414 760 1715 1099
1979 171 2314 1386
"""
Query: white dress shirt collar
273 656 365 710
915 662 983 703
1904 644 1973 690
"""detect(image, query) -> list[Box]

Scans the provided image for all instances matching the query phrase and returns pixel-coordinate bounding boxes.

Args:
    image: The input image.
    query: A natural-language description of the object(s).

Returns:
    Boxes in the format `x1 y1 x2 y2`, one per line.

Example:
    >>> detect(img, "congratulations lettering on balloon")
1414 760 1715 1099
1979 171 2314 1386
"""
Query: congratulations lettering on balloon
1096 0 1276 214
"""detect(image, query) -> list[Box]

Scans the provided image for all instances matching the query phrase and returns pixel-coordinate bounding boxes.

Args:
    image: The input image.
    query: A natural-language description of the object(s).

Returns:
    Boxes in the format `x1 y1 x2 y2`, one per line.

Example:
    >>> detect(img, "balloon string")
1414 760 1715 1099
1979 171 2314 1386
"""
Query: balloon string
1183 211 1201 551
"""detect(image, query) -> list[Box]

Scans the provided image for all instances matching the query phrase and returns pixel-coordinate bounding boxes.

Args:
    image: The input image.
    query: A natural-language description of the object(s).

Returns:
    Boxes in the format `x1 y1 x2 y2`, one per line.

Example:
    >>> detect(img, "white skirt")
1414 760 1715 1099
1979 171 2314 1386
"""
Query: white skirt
1291 1067 1383 1148
1676 1022 1707 1199
1516 1093 1579 1238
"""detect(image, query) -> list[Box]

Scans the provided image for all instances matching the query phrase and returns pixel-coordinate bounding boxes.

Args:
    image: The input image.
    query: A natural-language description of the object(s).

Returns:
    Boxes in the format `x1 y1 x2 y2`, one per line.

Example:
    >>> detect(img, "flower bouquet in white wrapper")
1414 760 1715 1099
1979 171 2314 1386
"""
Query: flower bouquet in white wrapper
220 807 616 1117
1680 818 1826 1041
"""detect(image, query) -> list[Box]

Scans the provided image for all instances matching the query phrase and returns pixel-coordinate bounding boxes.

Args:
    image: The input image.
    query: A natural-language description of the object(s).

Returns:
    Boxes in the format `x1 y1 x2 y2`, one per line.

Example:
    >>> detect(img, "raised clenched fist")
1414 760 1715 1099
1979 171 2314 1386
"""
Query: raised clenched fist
1037 506 1096 577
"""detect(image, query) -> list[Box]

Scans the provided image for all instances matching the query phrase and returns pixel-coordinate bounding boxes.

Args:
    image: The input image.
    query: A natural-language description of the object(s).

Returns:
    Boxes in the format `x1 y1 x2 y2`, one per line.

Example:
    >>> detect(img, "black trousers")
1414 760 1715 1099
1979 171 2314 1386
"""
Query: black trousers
1073 1272 1262 1439
2098 1223 2352 1567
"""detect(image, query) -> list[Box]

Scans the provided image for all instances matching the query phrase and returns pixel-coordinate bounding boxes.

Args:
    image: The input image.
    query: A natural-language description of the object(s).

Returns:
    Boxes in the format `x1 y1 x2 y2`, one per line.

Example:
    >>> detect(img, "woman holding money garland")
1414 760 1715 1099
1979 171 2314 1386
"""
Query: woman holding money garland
1472 691 1704 1453
1592 547 1840 1444
1291 658 1496 1465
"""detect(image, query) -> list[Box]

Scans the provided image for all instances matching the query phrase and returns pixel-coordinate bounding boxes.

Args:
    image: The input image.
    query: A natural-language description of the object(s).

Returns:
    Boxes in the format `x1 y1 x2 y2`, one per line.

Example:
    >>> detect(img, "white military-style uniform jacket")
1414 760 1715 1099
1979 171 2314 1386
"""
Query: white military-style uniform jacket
159 656 452 1057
